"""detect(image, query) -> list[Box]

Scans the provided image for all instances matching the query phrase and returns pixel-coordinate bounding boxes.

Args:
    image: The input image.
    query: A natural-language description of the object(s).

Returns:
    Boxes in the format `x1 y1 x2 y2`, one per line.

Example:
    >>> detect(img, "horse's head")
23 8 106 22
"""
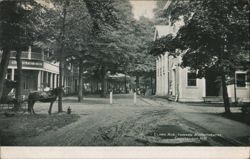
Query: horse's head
51 87 64 96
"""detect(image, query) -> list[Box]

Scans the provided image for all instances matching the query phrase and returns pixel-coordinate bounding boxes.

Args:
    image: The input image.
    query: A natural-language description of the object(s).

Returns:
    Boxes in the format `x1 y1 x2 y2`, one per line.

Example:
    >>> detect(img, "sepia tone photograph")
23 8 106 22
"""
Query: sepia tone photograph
0 0 249 158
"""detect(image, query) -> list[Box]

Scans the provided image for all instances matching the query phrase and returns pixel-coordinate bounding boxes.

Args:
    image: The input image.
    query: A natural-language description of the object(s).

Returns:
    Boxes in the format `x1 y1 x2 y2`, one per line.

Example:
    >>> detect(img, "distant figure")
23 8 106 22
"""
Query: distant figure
0 79 17 104
8 88 15 98
41 83 51 98
43 83 50 92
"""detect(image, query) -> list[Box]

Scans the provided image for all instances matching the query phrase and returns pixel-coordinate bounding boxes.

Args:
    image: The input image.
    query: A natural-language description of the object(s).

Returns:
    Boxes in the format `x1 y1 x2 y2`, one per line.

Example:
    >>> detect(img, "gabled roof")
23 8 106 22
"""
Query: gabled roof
154 16 185 41
35 0 53 8
163 0 172 10
154 25 171 40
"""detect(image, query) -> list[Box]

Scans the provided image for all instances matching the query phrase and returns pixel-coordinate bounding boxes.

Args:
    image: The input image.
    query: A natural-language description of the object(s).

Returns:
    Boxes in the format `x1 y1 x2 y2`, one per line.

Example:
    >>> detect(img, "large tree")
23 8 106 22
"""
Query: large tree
39 0 89 108
0 1 16 100
40 0 121 100
0 0 43 110
58 0 92 102
128 17 155 92
151 0 249 113
85 0 139 97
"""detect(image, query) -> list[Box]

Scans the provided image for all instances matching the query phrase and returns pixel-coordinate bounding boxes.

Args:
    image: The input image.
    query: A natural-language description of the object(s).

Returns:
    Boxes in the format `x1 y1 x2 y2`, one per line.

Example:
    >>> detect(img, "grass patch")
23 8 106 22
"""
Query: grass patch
0 113 80 145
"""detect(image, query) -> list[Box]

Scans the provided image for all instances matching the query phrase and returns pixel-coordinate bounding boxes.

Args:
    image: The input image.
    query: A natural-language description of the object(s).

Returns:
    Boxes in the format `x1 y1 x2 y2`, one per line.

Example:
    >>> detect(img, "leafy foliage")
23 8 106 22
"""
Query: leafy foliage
176 0 250 77
151 0 250 112
153 0 249 77
149 34 180 56
0 0 43 49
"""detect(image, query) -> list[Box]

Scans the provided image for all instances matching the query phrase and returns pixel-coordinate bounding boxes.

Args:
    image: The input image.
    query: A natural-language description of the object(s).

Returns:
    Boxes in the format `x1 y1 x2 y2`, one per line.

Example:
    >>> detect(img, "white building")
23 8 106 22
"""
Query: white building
155 19 250 103
0 46 78 95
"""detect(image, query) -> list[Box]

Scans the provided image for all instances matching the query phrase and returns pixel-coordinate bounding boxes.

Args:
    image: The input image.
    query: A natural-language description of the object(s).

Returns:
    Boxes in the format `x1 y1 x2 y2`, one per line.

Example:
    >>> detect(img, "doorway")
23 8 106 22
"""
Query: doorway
205 70 220 96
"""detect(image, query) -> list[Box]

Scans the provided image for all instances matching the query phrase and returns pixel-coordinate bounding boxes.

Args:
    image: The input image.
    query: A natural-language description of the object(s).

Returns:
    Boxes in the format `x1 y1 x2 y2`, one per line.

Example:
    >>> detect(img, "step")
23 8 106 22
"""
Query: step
203 96 231 103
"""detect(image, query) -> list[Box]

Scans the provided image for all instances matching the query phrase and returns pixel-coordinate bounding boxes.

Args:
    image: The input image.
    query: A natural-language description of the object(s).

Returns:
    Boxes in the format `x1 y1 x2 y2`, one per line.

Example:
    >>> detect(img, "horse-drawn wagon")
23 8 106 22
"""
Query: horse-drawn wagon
0 79 63 115
0 79 27 114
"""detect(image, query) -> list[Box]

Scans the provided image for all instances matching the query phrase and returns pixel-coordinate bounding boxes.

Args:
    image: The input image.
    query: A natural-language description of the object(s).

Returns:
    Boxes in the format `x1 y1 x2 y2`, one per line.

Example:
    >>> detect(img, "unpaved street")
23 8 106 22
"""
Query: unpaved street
1 94 249 146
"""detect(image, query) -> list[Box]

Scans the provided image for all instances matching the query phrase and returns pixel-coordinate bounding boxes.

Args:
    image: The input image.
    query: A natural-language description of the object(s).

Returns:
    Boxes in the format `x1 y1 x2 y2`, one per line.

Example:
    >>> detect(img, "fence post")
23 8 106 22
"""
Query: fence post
110 91 113 104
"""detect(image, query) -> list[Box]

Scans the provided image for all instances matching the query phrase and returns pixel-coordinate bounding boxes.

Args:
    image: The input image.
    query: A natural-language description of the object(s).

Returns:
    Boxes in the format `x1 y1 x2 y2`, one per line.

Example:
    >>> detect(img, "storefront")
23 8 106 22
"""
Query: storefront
4 48 78 95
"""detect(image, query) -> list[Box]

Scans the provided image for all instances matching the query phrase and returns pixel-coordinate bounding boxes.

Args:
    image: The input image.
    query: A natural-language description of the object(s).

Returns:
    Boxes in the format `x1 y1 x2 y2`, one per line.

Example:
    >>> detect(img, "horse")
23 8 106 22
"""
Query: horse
0 79 17 104
27 87 63 115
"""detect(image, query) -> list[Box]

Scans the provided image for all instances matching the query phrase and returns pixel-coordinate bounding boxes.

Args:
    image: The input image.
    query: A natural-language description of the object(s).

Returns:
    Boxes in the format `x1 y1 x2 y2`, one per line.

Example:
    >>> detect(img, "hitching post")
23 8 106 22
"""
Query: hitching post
134 92 136 105
110 91 113 104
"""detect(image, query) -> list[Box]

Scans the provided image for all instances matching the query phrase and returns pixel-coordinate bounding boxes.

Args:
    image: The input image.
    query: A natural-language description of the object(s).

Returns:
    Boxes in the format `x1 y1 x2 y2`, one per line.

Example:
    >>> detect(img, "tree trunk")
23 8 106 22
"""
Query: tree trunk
58 58 63 112
0 49 11 99
78 58 83 102
124 74 127 93
219 35 231 114
96 80 99 93
136 75 139 89
57 1 69 113
90 81 93 94
100 66 107 97
234 74 237 106
221 73 231 113
150 73 153 95
14 49 23 110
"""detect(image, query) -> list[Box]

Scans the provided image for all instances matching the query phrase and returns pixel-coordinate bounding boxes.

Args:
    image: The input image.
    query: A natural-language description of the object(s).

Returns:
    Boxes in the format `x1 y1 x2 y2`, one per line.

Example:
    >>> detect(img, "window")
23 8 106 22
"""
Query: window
236 73 246 87
187 72 197 86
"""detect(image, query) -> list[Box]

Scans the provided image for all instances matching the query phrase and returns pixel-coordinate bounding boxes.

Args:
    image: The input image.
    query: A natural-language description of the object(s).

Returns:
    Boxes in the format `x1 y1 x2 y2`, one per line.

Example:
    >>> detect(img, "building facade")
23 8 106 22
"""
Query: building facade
0 46 78 95
155 20 250 103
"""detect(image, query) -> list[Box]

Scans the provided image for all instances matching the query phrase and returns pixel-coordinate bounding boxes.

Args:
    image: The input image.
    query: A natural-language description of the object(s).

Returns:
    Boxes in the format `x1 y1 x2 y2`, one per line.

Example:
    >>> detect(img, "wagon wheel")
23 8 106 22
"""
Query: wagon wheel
3 103 15 117
4 100 28 115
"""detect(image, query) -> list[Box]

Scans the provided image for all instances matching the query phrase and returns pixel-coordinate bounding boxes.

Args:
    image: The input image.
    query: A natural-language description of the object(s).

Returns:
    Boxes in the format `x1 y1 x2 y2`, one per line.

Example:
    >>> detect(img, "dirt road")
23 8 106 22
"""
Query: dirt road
1 94 248 146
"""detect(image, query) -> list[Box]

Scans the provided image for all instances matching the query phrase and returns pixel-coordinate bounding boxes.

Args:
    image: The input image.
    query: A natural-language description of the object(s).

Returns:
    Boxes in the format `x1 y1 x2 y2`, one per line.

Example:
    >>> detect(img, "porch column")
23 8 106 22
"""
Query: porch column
56 74 59 87
50 72 53 89
160 55 163 95
11 68 15 80
41 71 44 89
159 56 161 95
48 72 50 86
172 68 176 96
44 71 48 85
156 58 159 95
47 72 50 86
162 54 165 95
37 71 41 91
164 53 168 95
158 56 161 95
166 52 169 95
53 74 56 88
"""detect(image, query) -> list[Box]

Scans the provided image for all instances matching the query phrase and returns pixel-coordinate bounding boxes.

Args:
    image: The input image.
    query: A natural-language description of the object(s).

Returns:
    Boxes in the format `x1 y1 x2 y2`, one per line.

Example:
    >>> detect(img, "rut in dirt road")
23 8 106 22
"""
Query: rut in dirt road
1 95 247 146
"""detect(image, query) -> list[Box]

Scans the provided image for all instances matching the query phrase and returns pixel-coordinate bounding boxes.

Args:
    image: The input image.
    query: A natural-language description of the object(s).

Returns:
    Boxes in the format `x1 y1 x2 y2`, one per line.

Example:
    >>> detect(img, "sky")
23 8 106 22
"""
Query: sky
130 0 157 20
30 0 157 20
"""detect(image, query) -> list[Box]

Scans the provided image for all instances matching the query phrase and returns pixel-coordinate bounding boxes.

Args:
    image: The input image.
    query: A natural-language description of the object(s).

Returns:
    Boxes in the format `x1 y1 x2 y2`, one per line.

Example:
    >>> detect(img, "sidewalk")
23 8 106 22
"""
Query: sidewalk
179 112 250 145
149 96 250 145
